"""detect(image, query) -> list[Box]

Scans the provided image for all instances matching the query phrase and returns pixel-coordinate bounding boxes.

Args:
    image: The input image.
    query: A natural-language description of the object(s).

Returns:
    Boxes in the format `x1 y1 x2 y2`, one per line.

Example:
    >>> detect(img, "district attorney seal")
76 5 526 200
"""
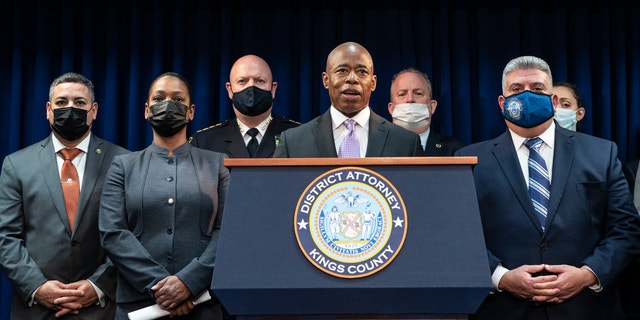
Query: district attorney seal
294 167 408 278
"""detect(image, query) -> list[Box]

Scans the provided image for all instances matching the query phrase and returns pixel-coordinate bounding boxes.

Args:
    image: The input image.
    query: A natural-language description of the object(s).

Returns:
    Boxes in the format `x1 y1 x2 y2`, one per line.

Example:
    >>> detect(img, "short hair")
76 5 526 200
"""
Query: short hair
553 82 584 108
49 72 96 102
389 67 433 99
501 56 552 93
148 71 193 99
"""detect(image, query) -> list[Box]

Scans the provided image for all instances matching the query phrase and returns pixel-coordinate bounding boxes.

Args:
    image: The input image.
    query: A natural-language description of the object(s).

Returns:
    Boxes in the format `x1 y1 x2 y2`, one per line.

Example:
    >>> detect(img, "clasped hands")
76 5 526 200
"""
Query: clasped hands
499 264 597 304
34 279 98 318
151 275 194 318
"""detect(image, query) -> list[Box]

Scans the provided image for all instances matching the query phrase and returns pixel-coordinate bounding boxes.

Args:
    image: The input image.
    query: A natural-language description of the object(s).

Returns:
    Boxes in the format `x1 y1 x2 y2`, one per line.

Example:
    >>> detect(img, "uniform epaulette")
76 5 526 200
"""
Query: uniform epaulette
275 116 301 125
195 119 233 133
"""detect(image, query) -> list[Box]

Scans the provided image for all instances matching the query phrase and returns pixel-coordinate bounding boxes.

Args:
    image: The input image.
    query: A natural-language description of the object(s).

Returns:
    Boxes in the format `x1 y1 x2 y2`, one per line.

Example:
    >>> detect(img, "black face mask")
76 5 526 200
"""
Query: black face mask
231 86 273 116
51 107 91 141
148 100 189 137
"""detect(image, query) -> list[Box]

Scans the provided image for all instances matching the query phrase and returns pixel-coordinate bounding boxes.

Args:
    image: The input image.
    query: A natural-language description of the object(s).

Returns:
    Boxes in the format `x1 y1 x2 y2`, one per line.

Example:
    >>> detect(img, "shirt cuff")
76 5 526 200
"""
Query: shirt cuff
491 264 509 292
581 265 603 292
29 286 40 306
88 280 106 307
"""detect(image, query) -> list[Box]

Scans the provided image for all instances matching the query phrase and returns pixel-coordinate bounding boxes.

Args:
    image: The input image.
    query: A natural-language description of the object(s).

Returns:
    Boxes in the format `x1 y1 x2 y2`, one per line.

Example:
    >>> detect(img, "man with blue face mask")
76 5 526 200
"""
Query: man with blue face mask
189 55 299 158
387 68 465 155
456 56 640 320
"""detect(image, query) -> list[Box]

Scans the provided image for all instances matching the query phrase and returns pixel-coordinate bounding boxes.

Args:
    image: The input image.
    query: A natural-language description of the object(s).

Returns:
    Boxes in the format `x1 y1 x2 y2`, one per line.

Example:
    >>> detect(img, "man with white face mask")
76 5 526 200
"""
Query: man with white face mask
387 68 465 155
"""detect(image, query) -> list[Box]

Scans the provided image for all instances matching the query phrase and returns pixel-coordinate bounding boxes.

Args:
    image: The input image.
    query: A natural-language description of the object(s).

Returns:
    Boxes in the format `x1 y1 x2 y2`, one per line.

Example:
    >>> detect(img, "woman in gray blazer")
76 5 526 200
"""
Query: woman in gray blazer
99 72 229 319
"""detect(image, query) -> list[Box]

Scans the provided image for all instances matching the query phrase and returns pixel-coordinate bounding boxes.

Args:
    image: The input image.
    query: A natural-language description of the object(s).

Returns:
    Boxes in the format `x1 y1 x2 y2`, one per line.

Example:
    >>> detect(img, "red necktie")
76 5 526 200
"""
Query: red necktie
59 148 81 231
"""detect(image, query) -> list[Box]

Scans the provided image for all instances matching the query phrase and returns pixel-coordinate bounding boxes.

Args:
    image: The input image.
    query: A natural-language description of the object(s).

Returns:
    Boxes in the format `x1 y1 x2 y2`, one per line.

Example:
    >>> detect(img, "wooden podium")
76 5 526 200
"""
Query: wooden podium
211 157 491 320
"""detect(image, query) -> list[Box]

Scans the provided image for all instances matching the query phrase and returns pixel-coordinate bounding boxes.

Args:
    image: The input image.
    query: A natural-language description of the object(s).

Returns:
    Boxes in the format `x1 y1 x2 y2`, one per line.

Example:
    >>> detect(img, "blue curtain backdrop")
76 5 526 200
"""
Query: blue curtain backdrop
1 0 639 317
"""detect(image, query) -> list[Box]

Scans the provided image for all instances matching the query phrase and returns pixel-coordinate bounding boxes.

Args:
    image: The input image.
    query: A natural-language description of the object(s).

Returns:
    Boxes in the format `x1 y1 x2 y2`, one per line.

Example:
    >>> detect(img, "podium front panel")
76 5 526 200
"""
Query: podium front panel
212 163 491 316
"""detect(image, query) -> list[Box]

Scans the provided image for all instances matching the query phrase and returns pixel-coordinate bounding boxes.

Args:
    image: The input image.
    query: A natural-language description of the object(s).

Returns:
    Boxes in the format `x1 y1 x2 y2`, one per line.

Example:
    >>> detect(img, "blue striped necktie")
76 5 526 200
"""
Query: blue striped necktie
524 137 550 231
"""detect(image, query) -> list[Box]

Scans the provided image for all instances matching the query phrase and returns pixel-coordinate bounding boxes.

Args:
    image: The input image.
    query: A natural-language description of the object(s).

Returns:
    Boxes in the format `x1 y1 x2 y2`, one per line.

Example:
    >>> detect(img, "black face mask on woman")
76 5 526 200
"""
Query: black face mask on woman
231 86 273 116
51 107 91 141
148 100 189 137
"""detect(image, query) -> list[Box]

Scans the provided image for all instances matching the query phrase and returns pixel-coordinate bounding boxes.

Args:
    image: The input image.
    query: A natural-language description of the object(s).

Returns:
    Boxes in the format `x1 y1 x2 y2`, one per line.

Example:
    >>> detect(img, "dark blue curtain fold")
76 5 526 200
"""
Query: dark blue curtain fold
1 1 639 318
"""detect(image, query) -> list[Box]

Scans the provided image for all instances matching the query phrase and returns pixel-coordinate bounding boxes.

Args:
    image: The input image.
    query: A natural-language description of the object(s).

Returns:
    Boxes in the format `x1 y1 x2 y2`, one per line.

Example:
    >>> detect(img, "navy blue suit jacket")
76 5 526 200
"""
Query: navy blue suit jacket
456 126 640 320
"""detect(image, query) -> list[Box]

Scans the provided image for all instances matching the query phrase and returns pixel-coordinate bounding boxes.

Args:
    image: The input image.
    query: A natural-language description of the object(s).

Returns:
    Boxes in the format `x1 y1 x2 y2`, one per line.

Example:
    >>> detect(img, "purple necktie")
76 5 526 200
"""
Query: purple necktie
338 119 360 158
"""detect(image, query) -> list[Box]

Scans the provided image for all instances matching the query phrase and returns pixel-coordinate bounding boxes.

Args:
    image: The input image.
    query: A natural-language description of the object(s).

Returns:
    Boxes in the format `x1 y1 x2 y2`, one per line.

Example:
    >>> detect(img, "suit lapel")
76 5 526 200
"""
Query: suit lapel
40 138 71 233
424 132 441 155
312 111 338 157
256 121 278 158
225 121 251 158
365 112 388 157
492 131 544 233
74 135 104 233
545 128 576 231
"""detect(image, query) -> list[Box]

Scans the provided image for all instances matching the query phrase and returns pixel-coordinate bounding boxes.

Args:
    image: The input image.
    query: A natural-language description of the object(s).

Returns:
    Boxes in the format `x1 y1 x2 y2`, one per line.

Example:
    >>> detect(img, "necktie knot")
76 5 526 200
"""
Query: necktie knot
524 137 543 151
344 119 356 131
247 128 259 138
60 148 81 160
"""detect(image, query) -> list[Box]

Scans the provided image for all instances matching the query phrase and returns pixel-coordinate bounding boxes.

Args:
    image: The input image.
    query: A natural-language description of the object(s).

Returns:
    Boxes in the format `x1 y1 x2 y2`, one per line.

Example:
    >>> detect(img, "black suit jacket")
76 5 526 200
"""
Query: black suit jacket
424 130 466 156
189 116 300 158
623 159 639 193
273 110 424 157
619 158 640 319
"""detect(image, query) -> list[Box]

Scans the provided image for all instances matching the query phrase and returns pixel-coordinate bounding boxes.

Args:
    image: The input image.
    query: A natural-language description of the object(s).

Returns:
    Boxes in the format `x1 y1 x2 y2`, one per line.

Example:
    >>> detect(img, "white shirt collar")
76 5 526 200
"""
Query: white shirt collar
237 114 273 136
509 121 556 150
52 132 91 154
330 106 370 131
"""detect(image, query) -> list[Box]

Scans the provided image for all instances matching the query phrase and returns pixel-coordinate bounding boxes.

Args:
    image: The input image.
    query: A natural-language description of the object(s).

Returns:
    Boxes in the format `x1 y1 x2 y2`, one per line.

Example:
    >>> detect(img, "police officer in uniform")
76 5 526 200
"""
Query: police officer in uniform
190 54 299 158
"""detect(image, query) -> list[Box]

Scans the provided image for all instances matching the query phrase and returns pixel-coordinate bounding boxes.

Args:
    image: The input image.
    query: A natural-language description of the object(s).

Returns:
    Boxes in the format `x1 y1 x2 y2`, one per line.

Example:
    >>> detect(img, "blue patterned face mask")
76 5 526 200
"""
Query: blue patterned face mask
503 91 554 128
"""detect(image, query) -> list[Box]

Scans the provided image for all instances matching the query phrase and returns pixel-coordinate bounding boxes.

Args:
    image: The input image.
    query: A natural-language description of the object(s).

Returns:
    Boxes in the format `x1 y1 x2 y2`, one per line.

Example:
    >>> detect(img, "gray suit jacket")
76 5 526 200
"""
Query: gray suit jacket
99 142 229 317
273 110 424 157
0 134 128 319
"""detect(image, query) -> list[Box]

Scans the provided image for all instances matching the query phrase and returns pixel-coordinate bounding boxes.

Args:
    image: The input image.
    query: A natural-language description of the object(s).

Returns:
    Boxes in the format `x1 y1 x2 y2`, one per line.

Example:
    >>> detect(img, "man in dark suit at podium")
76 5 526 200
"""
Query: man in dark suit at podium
190 54 299 158
456 55 640 320
387 68 465 156
274 41 423 158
